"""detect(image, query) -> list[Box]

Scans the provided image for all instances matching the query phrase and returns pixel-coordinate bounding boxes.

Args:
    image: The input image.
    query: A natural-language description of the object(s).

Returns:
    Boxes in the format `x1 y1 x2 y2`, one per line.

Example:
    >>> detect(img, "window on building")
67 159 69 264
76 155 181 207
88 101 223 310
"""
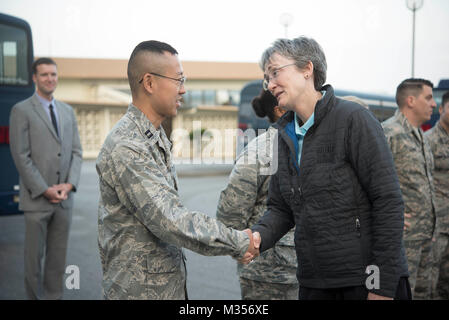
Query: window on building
184 89 241 108
229 90 240 106
203 90 216 105
217 90 230 105
189 90 203 107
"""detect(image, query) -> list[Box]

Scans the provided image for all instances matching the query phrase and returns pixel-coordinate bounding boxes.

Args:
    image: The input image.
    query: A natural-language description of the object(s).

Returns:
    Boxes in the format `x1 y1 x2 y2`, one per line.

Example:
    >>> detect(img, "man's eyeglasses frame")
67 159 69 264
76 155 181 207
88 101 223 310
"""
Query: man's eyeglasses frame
139 72 186 87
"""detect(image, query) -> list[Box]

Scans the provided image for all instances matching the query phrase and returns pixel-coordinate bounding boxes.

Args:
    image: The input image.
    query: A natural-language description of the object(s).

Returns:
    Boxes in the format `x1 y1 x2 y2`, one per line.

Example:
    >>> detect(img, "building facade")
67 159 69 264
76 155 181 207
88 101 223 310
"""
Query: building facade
52 57 263 160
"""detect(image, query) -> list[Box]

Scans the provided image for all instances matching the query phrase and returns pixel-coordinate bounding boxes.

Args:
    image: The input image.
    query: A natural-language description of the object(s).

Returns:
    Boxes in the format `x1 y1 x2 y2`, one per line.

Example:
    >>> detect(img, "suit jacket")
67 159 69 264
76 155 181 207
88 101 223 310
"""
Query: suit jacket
9 93 83 211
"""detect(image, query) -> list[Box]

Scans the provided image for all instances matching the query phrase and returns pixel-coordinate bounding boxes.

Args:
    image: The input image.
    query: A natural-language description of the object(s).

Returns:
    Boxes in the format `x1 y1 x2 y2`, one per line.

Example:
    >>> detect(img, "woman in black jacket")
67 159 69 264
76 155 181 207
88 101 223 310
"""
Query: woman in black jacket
248 36 411 300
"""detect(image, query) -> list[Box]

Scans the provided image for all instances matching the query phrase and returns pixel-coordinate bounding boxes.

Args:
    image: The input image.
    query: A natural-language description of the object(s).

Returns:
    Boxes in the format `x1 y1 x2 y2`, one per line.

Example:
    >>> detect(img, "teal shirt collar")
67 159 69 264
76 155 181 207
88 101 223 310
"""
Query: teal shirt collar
293 112 314 168
294 112 315 137
293 90 325 137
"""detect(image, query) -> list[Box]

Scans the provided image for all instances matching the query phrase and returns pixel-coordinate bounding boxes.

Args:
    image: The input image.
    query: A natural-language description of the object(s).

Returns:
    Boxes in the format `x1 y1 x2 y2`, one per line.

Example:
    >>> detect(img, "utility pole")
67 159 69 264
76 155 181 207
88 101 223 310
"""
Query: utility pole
406 0 424 78
279 13 294 38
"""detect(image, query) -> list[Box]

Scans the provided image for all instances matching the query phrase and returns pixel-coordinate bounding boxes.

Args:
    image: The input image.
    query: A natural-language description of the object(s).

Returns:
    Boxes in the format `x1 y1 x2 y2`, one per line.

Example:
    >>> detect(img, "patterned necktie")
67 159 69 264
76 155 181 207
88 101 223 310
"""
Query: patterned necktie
49 104 59 136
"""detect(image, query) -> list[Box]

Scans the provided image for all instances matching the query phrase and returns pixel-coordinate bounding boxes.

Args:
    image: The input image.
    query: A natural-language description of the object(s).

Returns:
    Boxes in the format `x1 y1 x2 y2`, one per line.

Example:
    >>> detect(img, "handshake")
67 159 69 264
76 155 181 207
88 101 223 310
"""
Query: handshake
237 229 261 265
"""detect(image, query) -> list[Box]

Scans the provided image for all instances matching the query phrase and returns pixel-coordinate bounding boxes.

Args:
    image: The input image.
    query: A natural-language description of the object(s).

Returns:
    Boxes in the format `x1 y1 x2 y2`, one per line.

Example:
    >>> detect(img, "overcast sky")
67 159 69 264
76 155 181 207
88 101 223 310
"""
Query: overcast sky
2 0 449 95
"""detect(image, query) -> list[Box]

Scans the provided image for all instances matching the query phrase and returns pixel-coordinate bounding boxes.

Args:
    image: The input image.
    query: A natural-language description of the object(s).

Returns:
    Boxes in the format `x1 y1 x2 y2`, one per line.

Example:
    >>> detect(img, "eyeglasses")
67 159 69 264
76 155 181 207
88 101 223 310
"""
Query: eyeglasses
263 63 296 91
139 72 186 88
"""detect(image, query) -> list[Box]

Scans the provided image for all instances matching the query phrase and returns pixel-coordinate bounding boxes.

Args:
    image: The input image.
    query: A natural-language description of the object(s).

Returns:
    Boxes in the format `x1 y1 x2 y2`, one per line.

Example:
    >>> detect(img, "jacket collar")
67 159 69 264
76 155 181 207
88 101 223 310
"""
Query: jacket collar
436 121 449 137
393 109 423 142
126 103 172 152
274 84 335 130
31 93 61 142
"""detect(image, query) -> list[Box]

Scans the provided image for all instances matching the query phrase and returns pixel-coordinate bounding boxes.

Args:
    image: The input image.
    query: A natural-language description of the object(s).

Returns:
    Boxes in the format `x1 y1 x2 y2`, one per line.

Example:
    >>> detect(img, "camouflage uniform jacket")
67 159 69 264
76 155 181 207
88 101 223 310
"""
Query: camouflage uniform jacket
217 127 297 284
425 122 449 234
96 104 250 300
382 110 436 240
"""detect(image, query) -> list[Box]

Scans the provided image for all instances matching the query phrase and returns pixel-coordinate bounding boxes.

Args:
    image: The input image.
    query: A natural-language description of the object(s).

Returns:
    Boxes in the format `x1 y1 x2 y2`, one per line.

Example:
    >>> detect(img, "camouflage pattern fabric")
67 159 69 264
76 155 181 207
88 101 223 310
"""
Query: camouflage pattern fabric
382 110 437 300
96 104 250 300
431 233 449 299
403 239 433 299
426 122 449 299
239 277 299 300
382 110 436 241
217 128 297 287
425 122 449 234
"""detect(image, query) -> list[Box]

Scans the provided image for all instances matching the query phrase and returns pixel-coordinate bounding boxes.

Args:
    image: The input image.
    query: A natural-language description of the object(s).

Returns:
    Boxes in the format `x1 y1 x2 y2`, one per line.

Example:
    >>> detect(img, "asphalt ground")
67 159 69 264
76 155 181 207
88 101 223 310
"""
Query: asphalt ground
0 160 242 300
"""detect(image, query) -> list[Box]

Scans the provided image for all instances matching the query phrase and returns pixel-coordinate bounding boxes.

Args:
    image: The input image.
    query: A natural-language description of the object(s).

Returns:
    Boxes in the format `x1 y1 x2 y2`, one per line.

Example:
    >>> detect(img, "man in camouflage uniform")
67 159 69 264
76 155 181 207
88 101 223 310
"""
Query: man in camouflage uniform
96 40 257 300
425 91 449 299
382 78 437 299
217 89 298 299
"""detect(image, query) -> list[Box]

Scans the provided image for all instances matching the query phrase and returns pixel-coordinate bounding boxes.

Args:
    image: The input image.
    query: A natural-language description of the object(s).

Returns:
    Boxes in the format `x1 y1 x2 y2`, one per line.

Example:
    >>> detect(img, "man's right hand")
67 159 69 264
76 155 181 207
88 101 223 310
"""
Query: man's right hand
43 186 65 203
238 230 261 264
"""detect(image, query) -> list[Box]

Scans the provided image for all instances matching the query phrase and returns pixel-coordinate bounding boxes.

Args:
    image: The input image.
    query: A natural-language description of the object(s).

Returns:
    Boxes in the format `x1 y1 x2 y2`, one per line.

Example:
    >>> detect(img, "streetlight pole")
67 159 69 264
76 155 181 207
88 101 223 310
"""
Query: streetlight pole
279 13 294 38
406 0 424 78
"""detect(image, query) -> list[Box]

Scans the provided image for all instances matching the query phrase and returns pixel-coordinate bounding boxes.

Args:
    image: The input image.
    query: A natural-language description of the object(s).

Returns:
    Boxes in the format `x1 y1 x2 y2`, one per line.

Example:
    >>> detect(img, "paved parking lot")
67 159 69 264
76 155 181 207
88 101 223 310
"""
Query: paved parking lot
0 161 241 300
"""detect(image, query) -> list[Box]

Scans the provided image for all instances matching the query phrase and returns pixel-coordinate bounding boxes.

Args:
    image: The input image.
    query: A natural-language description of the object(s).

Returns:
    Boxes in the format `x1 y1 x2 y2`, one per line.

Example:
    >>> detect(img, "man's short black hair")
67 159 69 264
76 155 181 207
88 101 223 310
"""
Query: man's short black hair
127 40 178 96
441 91 449 107
396 78 434 108
32 57 57 74
129 40 178 61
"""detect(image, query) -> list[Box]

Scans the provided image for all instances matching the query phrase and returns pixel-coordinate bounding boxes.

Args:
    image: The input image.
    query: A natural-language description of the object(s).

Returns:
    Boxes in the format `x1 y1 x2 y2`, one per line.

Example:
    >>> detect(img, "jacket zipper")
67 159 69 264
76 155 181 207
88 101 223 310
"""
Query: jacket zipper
356 217 361 238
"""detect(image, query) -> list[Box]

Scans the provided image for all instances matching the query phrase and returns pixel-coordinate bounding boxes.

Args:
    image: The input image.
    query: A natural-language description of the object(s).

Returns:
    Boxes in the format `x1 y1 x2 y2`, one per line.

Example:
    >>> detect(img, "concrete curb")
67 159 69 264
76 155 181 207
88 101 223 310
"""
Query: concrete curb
82 160 234 178
175 163 233 177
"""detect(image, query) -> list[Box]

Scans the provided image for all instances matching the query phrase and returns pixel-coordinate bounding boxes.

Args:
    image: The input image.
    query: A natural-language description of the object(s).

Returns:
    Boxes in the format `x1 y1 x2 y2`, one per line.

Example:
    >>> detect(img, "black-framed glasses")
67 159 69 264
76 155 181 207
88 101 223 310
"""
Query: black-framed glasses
263 63 296 91
139 72 186 87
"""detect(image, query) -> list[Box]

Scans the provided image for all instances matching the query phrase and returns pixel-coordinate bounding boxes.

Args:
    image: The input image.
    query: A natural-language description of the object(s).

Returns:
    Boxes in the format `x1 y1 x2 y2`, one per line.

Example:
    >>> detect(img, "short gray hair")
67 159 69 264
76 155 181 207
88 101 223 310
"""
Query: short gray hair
260 36 327 91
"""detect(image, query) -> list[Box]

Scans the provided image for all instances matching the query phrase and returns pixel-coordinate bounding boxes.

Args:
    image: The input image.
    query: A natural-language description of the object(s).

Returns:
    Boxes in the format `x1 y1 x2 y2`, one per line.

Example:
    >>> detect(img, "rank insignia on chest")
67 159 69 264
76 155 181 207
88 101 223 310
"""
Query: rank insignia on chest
144 129 153 139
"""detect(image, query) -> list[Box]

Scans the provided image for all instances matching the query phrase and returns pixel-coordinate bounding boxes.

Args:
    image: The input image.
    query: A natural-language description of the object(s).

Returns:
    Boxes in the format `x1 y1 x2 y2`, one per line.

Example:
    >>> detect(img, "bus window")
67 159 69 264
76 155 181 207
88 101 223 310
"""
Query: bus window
238 80 270 133
369 105 396 122
0 13 34 215
0 23 29 86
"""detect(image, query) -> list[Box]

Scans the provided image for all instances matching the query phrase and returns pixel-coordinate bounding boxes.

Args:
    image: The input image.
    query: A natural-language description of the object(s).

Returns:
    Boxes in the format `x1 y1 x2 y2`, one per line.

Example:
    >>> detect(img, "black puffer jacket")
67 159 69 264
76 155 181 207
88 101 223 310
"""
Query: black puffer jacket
252 85 408 298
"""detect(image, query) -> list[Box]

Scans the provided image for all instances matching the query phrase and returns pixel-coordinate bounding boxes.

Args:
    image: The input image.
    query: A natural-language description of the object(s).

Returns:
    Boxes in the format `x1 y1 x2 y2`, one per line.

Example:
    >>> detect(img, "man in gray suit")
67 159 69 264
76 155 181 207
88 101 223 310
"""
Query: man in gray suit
9 57 83 300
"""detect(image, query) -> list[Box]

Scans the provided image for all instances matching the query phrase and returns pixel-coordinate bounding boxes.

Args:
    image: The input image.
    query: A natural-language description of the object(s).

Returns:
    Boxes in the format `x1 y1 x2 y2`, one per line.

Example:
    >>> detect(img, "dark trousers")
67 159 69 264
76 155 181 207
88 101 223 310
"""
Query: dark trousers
299 277 412 300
